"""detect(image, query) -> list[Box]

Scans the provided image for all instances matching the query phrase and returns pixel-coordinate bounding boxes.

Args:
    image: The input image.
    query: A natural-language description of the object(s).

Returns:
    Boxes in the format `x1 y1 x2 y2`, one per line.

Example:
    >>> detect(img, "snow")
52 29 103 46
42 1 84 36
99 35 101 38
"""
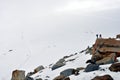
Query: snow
0 0 120 80
31 52 120 80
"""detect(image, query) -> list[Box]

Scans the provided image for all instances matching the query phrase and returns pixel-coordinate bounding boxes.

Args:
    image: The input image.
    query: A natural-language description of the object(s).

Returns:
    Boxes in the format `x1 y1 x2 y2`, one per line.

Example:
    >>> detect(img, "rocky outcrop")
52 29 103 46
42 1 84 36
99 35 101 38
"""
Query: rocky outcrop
91 38 120 65
92 38 120 57
91 74 113 80
11 70 25 80
109 63 120 72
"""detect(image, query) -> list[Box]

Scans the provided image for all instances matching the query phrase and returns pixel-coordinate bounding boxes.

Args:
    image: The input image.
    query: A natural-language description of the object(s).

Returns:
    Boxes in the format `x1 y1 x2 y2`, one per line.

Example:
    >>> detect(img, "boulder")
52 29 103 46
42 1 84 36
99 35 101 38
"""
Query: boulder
25 76 34 80
91 74 113 80
36 78 42 80
84 64 99 72
109 63 120 72
116 34 120 39
53 75 66 80
11 70 25 80
26 72 35 77
52 59 65 70
91 52 103 62
60 68 79 77
76 67 85 71
64 77 70 80
53 75 70 80
34 65 44 73
95 53 116 65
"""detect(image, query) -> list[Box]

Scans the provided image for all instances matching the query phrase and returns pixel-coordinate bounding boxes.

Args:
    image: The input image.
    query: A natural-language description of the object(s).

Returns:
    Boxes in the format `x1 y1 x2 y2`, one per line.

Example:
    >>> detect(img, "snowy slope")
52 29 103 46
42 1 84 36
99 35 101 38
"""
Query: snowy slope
31 52 120 80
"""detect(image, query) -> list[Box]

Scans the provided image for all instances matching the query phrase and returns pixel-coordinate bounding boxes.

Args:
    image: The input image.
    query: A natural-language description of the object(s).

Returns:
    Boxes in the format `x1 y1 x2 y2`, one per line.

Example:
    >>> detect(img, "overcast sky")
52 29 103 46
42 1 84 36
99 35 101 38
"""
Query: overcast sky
0 0 120 79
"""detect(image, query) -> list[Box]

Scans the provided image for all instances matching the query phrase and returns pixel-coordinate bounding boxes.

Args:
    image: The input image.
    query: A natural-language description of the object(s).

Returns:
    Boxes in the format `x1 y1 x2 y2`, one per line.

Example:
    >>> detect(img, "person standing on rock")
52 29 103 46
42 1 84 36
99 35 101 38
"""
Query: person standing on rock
96 34 98 39
99 34 102 38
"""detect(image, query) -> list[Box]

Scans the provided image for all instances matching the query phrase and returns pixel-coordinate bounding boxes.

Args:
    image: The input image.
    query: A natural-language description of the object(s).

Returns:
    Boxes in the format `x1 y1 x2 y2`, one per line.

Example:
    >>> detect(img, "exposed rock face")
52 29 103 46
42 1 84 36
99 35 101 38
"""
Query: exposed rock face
92 38 120 57
11 70 25 80
52 59 65 70
84 64 99 72
91 74 113 80
91 38 120 65
109 63 120 72
34 65 44 73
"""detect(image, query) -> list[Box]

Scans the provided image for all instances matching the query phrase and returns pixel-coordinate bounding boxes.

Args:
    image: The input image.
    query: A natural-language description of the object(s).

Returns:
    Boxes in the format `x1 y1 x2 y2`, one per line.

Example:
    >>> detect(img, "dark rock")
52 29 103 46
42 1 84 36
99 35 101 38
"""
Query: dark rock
53 75 66 80
66 58 76 62
91 74 113 80
64 77 70 80
25 76 34 80
52 59 65 70
60 68 79 77
84 64 99 72
26 72 35 77
36 78 42 80
86 60 96 64
109 63 120 72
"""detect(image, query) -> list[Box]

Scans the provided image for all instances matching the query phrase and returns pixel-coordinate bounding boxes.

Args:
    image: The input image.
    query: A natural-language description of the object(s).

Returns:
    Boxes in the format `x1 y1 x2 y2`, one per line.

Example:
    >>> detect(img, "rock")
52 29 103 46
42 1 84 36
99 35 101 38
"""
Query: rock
53 75 70 80
76 67 85 71
11 70 25 80
25 76 34 80
60 68 79 77
95 53 116 65
90 38 120 65
116 34 120 39
91 52 103 62
84 64 99 72
64 77 70 80
34 65 44 73
86 60 96 64
52 59 65 70
53 75 66 80
91 74 113 80
26 72 35 77
36 78 42 80
109 63 120 72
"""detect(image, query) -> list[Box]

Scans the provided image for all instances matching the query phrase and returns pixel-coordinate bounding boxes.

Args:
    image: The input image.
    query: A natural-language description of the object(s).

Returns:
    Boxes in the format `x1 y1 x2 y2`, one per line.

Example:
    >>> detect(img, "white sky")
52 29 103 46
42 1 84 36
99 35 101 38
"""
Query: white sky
0 0 120 79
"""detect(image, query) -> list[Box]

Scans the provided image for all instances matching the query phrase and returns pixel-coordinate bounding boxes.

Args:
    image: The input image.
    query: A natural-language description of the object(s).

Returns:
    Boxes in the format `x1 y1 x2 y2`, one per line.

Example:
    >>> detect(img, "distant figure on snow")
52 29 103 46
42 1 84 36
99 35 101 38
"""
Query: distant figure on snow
8 50 13 52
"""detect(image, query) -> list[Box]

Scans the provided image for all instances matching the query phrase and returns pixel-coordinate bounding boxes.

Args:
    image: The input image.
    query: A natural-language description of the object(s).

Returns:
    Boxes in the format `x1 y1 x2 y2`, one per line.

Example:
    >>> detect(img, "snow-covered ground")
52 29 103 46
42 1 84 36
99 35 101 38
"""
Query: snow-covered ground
1 0 120 80
31 52 120 80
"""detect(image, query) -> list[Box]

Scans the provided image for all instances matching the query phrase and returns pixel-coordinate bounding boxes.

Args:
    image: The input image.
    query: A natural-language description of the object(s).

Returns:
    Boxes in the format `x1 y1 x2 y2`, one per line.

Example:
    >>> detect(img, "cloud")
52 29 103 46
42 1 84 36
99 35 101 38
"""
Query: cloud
55 0 120 13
